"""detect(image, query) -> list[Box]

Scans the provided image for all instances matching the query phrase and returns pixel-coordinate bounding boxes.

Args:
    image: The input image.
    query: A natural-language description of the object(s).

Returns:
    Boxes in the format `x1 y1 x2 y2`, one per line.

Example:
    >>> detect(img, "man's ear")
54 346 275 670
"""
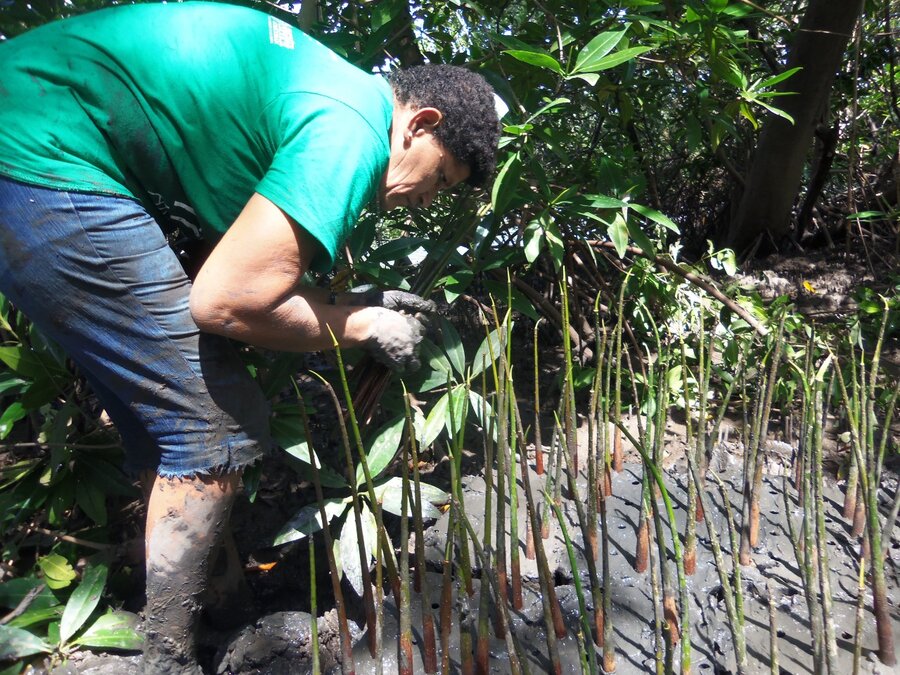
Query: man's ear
409 107 443 134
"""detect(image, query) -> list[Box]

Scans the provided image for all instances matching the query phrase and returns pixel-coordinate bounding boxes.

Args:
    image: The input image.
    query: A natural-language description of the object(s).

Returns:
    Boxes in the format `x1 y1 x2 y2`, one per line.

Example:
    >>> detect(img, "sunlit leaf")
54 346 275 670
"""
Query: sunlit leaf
38 554 76 591
73 611 142 650
59 563 107 645
503 49 563 75
358 416 405 486
273 499 348 546
609 213 629 258
376 476 448 519
572 30 625 73
339 502 377 597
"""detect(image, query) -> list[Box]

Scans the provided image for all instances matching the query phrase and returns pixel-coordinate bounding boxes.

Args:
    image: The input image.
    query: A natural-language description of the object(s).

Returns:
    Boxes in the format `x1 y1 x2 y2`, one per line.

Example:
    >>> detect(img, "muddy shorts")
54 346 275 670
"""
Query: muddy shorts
0 176 269 477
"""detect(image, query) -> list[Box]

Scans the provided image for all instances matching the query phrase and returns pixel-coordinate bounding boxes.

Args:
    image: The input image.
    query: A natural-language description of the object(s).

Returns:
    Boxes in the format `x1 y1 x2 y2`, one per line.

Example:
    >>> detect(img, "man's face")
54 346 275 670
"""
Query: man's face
380 107 470 210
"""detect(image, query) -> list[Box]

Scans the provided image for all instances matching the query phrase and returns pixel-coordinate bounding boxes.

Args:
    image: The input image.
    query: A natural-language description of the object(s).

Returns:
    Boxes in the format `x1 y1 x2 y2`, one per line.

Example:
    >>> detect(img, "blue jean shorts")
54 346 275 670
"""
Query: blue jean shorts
0 176 269 477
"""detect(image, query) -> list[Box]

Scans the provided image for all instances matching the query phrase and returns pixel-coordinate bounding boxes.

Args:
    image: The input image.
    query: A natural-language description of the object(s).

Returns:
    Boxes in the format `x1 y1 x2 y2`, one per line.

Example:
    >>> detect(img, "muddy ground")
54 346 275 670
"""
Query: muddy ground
54 423 900 675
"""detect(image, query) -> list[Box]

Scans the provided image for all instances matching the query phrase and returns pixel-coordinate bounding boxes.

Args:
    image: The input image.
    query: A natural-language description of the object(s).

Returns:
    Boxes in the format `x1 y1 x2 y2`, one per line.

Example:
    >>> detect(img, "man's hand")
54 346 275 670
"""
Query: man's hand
363 308 427 373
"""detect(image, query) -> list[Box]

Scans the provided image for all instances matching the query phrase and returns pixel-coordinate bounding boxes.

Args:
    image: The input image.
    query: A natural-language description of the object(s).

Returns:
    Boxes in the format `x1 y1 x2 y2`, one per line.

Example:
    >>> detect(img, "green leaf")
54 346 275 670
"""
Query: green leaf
626 219 656 257
572 30 625 74
0 345 65 380
421 392 449 448
758 66 802 90
273 499 348 546
503 49 563 75
467 390 497 442
412 340 453 393
491 152 522 217
630 203 680 233
38 554 76 591
339 502 377 597
59 563 107 645
0 624 52 659
0 578 57 613
523 217 545 264
376 476 447 519
72 611 143 650
357 416 405 486
608 213 629 258
0 402 28 440
524 97 570 125
437 317 465 377
471 325 505 378
0 372 27 397
568 72 600 87
575 45 652 73
7 605 64 630
445 385 468 438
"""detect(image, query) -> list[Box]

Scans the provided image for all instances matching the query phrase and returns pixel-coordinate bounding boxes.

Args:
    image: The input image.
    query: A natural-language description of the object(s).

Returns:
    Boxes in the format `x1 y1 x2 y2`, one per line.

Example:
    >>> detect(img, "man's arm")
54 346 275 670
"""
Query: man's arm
190 193 395 354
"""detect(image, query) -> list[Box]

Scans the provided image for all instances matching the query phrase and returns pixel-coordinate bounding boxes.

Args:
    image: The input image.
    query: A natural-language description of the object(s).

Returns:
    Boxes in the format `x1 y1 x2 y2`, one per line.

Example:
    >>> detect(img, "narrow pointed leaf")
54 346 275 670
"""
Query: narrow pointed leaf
72 611 143 650
59 564 107 645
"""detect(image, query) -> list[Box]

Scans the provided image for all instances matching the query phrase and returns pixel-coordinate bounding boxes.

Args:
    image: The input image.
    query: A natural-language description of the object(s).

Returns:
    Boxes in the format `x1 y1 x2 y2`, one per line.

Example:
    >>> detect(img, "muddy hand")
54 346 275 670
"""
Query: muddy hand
349 289 436 322
363 307 427 373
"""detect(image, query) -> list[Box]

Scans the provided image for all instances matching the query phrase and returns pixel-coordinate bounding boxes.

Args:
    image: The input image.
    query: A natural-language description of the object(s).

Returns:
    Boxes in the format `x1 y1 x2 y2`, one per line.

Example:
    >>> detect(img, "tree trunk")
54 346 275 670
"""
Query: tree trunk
726 0 864 254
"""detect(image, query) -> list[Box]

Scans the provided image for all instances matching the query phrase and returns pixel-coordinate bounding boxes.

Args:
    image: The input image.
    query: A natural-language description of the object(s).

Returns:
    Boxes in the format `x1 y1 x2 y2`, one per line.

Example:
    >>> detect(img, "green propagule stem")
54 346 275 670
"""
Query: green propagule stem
294 388 354 675
475 366 495 674
559 279 604 653
398 409 414 674
445 379 528 675
739 314 787 567
616 419 692 675
310 372 382 665
832 299 899 668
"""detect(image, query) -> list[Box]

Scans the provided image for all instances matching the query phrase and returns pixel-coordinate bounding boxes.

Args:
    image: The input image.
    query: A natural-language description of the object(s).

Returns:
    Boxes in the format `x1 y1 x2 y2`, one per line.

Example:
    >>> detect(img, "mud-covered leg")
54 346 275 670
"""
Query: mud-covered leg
141 471 239 675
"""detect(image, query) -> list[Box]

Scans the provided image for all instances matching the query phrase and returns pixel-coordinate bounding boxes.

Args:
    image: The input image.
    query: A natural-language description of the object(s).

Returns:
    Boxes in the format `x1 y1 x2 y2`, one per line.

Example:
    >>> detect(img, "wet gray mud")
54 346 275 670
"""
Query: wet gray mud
351 455 900 675
57 448 899 674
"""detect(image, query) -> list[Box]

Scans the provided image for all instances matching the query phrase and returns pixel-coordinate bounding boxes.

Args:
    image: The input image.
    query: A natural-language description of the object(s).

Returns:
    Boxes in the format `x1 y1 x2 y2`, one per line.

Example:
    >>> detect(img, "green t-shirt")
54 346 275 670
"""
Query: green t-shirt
0 2 393 271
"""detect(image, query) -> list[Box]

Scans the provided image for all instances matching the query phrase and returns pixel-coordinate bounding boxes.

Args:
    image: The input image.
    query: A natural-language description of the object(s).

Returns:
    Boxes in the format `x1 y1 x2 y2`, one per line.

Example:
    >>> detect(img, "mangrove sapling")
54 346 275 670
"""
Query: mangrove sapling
310 520 320 675
810 361 839 673
702 469 748 672
328 333 402 600
295 392 354 674
474 370 496 670
399 435 414 675
402 391 438 674
512 401 567 661
648 516 665 675
767 578 779 675
507 377 523 611
452 500 529 675
548 495 600 675
594 314 616 672
483 312 510 616
852 542 866 675
832 300 898 667
445 397 527 675
312 372 380 661
617 422 693 675
739 315 786 565
559 280 604 646
793 349 825 673
501 289 523 611
554 414 604 651
439 509 455 675
533 317 545 476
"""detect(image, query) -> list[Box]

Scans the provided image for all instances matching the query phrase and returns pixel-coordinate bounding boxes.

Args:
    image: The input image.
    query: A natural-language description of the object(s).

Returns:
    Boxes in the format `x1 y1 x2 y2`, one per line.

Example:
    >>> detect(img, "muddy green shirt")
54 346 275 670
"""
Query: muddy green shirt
0 2 393 271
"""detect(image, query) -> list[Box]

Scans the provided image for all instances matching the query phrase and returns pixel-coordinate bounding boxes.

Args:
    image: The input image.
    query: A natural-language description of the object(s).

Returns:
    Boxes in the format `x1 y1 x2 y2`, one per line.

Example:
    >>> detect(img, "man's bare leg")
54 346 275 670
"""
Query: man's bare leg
141 471 239 675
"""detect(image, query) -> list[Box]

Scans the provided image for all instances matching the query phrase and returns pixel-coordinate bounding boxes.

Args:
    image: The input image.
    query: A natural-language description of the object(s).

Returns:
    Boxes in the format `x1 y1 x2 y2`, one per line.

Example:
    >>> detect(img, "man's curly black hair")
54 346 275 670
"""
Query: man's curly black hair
389 64 501 189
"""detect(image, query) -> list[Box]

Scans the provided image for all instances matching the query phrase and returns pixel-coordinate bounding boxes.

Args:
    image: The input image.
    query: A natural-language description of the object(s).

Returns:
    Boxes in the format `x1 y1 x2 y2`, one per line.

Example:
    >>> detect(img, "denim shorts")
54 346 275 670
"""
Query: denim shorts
0 176 269 477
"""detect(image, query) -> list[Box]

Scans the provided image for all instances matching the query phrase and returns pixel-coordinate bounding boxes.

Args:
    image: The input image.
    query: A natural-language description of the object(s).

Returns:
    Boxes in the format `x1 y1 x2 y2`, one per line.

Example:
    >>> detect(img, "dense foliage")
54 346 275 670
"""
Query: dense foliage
0 0 897 671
